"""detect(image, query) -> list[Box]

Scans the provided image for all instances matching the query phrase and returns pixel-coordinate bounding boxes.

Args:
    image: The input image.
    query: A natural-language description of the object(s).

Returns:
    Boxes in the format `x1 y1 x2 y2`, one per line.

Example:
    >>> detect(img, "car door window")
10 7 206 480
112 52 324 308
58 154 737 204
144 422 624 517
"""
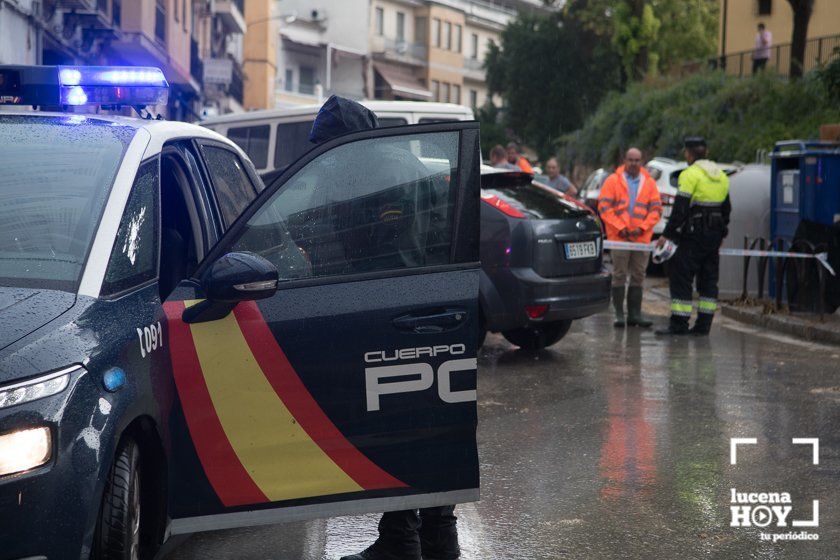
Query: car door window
101 159 159 296
232 131 460 279
201 145 261 228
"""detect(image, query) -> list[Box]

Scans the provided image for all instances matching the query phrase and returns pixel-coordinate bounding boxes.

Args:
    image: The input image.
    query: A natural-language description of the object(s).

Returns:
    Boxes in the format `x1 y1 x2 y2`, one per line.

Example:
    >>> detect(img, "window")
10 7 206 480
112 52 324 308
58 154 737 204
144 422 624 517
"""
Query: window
469 89 478 107
396 11 405 41
378 117 409 127
444 21 452 50
415 17 427 44
433 18 441 48
299 66 315 95
231 132 460 280
274 120 316 170
470 33 478 59
155 0 166 43
758 0 772 15
375 7 384 36
102 159 159 296
182 0 187 31
202 146 260 228
431 80 440 102
452 84 461 105
454 24 462 53
174 0 179 22
228 125 271 170
442 82 450 103
113 0 121 26
0 115 134 292
284 68 294 92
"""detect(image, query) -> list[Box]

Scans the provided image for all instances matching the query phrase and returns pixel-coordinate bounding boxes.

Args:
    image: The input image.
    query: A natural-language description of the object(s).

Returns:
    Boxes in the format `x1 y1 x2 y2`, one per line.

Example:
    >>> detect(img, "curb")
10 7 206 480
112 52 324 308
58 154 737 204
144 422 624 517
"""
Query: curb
720 303 840 346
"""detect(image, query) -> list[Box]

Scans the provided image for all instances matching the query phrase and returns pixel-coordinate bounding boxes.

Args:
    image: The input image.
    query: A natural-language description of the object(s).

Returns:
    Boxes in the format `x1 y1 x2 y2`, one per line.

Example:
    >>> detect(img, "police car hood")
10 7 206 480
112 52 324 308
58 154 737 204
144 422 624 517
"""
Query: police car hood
695 159 724 179
0 287 75 352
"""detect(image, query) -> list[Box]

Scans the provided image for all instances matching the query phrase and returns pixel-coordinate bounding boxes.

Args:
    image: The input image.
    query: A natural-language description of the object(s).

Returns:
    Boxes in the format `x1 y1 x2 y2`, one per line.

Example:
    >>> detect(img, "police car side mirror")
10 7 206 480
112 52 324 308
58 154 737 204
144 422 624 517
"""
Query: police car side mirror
183 252 279 324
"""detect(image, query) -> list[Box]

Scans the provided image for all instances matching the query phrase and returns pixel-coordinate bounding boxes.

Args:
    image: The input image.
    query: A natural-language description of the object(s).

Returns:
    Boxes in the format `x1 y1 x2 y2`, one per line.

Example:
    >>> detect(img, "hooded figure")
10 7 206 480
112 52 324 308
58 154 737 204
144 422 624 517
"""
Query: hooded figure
309 95 379 144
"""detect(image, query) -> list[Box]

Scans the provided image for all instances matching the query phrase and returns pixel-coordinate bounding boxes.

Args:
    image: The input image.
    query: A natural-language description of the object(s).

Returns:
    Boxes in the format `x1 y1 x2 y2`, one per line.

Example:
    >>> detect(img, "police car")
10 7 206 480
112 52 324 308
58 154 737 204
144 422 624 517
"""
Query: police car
0 66 480 559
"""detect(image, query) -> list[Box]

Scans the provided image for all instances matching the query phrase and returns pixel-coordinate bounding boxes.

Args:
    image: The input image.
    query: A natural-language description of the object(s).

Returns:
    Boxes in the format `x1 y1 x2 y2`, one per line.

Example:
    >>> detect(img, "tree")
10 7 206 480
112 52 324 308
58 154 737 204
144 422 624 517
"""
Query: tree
484 12 621 159
551 0 717 80
786 0 815 79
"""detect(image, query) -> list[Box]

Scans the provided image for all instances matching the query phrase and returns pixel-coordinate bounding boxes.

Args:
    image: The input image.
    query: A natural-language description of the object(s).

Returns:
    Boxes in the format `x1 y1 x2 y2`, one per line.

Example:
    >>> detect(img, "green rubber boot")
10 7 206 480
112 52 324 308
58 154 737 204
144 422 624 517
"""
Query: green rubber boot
612 286 626 328
626 286 653 328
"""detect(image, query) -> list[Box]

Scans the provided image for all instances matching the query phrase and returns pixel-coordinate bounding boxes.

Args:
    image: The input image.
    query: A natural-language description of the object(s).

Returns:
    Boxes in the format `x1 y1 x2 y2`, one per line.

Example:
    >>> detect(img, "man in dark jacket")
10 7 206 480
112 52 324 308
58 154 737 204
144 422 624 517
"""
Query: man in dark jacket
309 96 461 560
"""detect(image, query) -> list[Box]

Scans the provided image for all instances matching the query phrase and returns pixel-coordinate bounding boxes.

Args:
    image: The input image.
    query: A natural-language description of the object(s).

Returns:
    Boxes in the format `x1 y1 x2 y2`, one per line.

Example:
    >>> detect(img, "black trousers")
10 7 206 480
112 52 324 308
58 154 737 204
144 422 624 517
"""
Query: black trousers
668 231 724 327
377 506 458 558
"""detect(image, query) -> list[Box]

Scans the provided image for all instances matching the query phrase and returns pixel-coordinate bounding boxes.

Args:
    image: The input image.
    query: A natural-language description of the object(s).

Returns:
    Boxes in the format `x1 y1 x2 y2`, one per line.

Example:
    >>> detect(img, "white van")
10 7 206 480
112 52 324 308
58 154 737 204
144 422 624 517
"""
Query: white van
201 100 475 176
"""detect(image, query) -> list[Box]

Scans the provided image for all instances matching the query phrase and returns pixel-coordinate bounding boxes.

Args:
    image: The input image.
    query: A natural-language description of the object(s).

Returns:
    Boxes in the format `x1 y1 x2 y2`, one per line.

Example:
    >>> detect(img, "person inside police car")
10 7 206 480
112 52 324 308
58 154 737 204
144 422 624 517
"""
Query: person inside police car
308 95 462 560
655 137 731 336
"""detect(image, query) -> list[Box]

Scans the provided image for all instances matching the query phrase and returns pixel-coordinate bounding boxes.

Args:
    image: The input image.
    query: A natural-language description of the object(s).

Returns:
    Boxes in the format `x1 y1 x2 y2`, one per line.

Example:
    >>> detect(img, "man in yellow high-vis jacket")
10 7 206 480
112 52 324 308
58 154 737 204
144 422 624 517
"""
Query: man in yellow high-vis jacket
656 137 731 336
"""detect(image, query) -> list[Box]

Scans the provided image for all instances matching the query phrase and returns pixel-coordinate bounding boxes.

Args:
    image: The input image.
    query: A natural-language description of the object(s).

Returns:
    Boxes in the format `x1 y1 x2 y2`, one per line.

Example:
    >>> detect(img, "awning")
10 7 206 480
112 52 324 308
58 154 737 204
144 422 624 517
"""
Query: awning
373 62 432 100
281 28 323 49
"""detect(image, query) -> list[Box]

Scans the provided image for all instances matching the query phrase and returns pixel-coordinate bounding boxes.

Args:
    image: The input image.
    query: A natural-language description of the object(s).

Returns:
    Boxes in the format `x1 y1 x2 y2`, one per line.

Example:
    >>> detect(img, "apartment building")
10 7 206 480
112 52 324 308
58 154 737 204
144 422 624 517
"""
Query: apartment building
273 0 548 108
0 0 251 119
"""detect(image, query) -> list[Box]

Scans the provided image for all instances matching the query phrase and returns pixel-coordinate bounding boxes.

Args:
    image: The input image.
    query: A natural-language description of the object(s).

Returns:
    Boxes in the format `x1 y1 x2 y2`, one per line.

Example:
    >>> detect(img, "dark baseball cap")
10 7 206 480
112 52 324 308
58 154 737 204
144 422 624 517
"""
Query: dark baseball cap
684 136 707 149
309 95 379 144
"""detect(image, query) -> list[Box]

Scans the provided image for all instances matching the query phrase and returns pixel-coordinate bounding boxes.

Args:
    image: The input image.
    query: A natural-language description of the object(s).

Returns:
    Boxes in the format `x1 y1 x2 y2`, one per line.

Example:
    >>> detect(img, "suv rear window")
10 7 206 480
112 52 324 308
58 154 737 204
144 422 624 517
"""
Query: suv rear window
482 172 586 220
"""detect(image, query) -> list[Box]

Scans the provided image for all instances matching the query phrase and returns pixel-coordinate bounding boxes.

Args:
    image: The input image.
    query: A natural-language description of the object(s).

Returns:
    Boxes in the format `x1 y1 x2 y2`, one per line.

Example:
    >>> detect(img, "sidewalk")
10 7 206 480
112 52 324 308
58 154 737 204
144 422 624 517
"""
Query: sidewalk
645 281 840 345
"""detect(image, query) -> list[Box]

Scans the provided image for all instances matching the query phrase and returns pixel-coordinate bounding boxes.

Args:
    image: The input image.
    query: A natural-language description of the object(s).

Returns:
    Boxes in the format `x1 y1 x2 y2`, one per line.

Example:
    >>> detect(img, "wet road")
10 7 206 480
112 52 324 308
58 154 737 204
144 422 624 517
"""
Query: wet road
166 295 840 559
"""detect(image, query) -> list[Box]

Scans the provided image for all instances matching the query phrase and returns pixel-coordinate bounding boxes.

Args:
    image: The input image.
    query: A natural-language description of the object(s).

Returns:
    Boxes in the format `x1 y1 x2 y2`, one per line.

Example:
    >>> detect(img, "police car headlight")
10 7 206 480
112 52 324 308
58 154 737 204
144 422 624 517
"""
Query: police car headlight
0 427 52 476
0 367 75 410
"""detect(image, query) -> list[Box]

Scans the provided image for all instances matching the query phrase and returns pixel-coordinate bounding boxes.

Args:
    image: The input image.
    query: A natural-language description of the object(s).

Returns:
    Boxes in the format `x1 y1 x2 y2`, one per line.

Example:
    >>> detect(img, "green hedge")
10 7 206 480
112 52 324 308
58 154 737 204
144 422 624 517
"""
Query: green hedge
562 68 840 168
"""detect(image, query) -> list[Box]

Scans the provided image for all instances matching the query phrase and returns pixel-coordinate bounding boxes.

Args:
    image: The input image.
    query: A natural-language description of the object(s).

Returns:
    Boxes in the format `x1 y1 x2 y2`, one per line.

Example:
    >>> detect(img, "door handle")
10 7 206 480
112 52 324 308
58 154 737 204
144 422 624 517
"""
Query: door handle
392 309 468 334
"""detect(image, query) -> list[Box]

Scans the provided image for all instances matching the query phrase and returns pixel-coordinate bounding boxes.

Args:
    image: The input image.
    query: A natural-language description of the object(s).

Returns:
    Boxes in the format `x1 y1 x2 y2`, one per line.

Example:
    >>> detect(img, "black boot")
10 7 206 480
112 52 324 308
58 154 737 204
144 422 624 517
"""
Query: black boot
612 286 626 328
626 286 652 328
341 511 422 560
655 316 690 336
419 506 460 560
689 313 714 336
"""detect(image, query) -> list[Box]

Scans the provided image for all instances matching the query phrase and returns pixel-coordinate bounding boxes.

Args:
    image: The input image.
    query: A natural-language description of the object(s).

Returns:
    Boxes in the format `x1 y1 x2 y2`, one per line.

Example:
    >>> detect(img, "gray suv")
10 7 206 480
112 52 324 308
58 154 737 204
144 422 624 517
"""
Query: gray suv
480 168 611 350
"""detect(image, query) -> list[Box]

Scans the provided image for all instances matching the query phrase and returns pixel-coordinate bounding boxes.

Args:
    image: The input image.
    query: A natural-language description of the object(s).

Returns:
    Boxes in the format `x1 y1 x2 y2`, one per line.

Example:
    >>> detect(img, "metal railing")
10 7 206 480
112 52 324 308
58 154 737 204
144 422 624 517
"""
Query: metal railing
682 34 840 78
738 236 830 321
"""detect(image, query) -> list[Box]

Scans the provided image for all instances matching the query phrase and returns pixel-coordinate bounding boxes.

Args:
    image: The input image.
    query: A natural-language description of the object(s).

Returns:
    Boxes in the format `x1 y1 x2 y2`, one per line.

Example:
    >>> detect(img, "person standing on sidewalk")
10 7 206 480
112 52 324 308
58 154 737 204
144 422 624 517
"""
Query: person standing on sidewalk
598 148 662 328
655 137 731 336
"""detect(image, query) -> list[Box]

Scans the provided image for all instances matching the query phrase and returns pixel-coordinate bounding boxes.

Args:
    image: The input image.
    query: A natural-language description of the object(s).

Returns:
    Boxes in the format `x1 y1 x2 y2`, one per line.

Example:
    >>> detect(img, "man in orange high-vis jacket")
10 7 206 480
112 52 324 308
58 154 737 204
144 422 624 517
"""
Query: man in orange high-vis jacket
598 148 662 328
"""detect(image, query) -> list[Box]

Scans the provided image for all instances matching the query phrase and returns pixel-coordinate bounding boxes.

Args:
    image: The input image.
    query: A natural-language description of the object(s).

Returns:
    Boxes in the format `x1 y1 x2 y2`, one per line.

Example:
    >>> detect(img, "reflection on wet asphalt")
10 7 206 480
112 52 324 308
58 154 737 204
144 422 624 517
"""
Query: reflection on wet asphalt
167 305 840 559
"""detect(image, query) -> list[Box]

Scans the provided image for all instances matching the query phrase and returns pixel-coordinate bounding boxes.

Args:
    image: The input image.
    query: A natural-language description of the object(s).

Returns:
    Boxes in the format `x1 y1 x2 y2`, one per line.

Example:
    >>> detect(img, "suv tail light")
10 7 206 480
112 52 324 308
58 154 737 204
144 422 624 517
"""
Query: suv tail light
481 193 525 219
525 304 548 319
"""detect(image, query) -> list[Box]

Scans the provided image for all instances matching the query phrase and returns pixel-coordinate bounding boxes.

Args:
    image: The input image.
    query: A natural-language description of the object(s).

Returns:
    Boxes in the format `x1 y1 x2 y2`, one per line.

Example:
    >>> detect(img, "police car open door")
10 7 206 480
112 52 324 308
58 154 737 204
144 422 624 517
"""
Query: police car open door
165 122 481 533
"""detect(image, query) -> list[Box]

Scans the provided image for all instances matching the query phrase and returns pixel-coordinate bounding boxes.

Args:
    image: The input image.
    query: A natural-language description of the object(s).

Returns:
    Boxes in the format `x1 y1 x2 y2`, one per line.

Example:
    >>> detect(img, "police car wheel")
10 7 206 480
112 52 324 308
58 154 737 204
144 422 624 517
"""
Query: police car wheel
503 320 572 351
95 438 142 560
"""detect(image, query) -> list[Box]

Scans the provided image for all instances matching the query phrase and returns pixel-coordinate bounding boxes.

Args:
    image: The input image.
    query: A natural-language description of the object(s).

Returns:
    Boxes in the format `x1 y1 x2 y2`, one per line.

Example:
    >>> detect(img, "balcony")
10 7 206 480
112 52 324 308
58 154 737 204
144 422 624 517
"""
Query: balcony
213 0 247 35
463 56 485 81
371 36 428 67
55 0 97 9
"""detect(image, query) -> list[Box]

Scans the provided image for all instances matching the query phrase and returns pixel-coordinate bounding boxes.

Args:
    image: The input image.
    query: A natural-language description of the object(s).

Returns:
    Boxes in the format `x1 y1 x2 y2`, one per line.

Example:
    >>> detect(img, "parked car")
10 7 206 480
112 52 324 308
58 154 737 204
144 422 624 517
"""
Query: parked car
480 167 610 350
578 167 612 213
201 100 474 179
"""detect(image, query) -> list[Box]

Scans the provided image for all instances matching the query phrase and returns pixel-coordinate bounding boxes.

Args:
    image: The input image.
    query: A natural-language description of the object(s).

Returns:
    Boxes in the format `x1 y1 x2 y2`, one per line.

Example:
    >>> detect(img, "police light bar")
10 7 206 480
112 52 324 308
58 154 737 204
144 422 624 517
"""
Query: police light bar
0 65 168 108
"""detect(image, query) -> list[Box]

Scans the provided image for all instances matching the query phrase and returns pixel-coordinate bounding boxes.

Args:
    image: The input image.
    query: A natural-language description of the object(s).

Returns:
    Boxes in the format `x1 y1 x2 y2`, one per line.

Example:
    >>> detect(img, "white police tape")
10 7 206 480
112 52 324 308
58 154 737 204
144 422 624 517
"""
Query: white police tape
603 240 836 276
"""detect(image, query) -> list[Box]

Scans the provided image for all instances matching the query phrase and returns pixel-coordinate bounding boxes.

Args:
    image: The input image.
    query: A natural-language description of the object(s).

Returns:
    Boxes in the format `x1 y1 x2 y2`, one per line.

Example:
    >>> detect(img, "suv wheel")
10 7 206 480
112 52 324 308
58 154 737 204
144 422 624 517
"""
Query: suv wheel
503 320 572 350
95 438 142 560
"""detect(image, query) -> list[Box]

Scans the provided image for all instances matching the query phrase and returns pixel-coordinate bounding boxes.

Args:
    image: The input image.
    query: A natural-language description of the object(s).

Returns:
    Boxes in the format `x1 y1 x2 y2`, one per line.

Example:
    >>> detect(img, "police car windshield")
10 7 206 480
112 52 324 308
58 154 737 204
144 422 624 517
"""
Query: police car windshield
0 115 136 292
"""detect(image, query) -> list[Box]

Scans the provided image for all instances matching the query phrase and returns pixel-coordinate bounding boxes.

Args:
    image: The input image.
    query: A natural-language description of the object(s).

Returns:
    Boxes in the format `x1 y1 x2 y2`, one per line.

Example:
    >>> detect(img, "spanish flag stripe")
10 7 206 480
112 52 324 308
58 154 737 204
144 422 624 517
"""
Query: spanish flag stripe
163 301 268 507
233 301 407 490
187 302 364 502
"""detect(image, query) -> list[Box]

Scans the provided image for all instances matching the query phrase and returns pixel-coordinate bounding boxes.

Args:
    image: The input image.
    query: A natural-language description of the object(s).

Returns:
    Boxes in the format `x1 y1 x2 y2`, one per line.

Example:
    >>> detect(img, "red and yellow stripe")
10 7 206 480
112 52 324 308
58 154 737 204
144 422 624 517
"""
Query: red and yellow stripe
164 300 405 507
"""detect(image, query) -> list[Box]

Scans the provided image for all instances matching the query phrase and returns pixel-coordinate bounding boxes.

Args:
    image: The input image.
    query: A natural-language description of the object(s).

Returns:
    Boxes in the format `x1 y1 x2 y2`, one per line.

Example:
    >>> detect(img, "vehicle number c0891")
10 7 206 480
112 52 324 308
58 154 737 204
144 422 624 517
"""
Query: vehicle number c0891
137 322 164 358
